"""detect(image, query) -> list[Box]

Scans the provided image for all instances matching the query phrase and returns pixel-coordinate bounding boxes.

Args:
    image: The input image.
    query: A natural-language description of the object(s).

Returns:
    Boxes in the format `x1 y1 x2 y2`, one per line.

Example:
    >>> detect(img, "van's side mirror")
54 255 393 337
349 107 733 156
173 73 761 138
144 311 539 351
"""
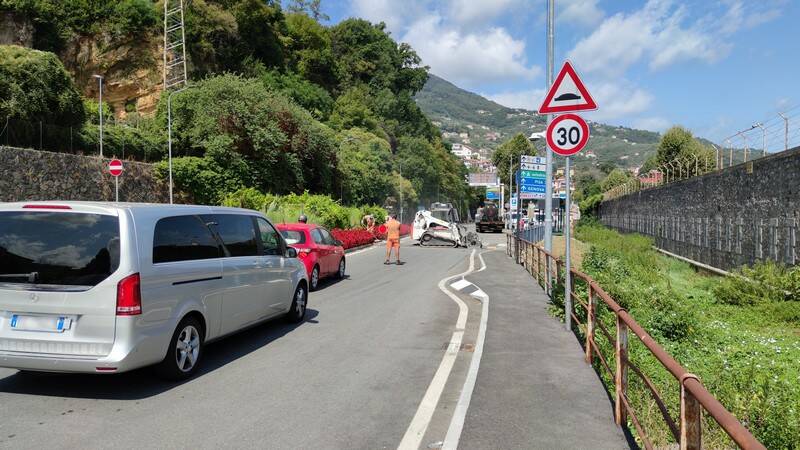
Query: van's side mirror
285 247 298 258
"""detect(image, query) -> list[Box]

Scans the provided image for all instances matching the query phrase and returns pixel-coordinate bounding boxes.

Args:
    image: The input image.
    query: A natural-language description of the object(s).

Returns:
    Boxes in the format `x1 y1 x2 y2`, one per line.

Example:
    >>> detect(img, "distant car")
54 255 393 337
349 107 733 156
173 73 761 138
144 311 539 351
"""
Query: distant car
276 223 346 291
0 202 308 379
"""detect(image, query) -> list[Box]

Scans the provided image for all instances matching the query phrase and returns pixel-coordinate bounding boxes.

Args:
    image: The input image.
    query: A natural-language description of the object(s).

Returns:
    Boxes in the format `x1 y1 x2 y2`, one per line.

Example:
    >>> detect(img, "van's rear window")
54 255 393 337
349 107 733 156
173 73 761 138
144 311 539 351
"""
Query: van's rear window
0 212 120 287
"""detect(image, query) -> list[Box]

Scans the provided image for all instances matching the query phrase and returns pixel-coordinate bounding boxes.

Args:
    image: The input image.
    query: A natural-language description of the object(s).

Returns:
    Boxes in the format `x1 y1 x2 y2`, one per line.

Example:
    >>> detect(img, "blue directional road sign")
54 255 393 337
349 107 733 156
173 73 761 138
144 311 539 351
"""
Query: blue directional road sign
516 155 548 199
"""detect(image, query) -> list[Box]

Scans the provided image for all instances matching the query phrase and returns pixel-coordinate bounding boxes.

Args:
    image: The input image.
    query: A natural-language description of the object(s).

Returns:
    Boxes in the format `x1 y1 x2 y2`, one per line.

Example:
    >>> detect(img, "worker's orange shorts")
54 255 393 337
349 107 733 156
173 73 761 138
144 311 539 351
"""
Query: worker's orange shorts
386 238 400 249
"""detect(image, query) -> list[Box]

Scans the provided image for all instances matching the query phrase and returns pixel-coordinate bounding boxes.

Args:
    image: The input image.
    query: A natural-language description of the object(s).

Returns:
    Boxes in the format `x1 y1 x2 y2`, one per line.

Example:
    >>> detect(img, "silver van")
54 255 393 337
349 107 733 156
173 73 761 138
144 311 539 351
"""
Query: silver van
0 202 308 379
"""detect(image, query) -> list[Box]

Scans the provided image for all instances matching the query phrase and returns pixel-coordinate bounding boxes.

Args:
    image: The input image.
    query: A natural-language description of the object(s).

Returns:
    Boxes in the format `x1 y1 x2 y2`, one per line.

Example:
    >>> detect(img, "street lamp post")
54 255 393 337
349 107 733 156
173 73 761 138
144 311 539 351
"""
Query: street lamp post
93 75 104 158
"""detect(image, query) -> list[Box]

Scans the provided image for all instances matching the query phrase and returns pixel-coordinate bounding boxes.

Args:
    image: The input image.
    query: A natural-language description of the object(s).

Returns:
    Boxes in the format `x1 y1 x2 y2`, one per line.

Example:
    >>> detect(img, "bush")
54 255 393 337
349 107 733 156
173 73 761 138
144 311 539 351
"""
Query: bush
0 45 85 125
714 261 800 305
330 228 374 249
220 188 387 230
158 74 339 196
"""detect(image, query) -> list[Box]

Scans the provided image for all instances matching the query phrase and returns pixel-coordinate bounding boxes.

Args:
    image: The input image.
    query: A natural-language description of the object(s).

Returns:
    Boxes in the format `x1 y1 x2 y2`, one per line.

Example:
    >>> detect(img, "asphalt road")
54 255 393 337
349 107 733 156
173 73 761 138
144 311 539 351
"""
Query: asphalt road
0 239 479 449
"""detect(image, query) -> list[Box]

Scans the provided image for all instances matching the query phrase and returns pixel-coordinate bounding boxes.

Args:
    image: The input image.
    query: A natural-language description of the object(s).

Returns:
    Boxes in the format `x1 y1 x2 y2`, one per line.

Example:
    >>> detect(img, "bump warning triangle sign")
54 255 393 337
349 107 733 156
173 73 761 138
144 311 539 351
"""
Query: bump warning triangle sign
538 61 597 114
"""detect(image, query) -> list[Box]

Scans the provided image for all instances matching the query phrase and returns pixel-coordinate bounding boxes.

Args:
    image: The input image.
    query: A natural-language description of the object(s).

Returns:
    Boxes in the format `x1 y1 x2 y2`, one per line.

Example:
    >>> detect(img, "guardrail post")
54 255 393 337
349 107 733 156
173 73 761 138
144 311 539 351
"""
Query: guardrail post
585 285 595 364
680 374 702 450
615 313 628 425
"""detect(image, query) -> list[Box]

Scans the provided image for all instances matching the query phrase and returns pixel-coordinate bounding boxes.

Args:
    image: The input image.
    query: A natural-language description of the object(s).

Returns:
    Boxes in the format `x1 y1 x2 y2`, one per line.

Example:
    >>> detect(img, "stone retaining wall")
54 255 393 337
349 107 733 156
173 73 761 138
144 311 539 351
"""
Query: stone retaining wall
0 146 170 203
599 146 800 270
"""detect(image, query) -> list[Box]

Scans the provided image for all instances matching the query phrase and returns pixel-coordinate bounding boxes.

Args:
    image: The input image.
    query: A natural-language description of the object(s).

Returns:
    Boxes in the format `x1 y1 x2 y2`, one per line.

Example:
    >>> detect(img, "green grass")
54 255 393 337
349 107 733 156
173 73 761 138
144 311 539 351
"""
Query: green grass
571 224 800 449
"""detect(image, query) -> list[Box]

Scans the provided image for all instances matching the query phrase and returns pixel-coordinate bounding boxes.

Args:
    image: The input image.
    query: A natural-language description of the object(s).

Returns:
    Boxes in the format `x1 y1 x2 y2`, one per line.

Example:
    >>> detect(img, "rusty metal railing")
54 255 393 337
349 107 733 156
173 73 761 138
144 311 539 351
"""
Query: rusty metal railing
507 234 766 450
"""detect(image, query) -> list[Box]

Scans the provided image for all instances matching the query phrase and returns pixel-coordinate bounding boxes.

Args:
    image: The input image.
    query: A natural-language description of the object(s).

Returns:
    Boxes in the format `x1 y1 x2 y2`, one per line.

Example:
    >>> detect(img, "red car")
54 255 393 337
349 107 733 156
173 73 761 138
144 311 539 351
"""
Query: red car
276 223 346 291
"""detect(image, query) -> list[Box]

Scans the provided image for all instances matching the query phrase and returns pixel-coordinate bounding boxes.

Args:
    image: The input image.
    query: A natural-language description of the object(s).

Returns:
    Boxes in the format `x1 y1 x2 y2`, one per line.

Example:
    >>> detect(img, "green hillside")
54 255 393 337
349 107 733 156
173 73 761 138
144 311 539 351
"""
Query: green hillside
415 74 661 170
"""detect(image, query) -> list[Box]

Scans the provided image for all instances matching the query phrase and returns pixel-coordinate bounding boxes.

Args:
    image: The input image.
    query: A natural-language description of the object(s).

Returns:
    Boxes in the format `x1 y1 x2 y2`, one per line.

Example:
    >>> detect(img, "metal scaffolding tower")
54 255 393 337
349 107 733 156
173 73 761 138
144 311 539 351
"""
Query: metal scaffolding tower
163 0 188 89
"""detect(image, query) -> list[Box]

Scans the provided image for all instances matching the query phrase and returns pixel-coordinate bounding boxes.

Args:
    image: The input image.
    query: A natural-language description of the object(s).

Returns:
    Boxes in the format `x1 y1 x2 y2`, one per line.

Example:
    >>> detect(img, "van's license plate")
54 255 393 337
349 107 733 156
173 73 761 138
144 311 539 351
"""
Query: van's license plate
10 315 71 333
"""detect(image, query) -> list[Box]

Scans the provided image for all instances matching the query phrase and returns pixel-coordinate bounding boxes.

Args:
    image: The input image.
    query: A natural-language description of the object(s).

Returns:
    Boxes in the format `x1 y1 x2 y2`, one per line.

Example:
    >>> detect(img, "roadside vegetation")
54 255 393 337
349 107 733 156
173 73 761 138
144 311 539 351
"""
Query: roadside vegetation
567 222 800 448
0 1 479 214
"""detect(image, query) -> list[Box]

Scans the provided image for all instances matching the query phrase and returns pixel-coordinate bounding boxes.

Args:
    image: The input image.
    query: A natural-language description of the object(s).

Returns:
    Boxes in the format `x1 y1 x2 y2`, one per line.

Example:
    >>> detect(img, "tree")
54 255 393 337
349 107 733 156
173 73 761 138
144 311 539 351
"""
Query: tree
330 19 428 96
284 12 336 91
336 128 395 205
327 86 381 135
157 74 338 198
286 0 329 21
255 65 333 120
600 168 632 192
656 126 716 176
0 45 85 125
491 133 536 186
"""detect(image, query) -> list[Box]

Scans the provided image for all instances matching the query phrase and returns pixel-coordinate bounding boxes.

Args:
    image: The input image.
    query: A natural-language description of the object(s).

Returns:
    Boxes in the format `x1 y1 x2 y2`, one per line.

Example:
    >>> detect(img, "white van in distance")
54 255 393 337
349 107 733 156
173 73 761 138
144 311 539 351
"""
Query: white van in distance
0 202 308 379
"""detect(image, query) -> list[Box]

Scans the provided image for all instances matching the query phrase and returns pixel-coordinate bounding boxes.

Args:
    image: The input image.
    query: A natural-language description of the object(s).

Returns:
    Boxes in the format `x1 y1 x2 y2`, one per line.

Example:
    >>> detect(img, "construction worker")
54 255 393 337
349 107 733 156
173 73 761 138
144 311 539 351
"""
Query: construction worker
384 214 402 265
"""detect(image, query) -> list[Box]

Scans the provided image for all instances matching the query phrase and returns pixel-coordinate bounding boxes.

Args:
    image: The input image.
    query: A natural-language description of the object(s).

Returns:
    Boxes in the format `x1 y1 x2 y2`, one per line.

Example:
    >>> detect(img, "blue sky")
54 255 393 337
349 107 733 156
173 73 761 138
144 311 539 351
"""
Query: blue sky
322 0 800 149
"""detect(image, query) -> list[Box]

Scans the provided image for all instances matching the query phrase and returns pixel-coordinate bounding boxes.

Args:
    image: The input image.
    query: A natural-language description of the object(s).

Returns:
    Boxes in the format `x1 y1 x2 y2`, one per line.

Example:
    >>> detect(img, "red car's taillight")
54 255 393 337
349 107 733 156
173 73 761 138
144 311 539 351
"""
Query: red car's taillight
117 273 142 316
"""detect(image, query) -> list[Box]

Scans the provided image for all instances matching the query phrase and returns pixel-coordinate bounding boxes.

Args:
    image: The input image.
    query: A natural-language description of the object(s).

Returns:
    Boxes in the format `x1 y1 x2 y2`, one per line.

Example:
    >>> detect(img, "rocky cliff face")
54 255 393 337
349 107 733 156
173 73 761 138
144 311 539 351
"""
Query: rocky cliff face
0 12 33 47
0 10 164 120
62 34 164 120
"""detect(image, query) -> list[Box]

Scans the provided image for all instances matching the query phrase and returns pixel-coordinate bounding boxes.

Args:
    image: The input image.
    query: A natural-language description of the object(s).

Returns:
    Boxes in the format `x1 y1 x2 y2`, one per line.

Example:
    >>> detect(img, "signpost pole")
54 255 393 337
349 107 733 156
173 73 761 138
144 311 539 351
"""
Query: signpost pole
544 0 555 293
115 176 119 203
564 156 572 331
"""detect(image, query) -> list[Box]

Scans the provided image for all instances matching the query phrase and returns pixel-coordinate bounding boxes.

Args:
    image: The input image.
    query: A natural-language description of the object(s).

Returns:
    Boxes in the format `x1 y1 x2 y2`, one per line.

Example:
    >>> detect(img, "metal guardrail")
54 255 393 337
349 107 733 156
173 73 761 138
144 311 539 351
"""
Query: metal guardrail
507 234 766 450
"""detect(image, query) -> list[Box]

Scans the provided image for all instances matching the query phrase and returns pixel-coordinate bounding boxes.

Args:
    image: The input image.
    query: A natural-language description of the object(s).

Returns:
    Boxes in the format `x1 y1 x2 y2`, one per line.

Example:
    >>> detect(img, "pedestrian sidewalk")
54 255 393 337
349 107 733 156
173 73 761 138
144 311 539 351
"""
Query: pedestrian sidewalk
457 250 632 450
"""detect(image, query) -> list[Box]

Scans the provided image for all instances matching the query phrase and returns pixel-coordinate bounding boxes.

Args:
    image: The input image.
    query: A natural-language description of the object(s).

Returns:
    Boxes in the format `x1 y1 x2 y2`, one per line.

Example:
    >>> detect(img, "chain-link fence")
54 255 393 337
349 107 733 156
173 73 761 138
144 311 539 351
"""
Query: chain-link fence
0 117 164 162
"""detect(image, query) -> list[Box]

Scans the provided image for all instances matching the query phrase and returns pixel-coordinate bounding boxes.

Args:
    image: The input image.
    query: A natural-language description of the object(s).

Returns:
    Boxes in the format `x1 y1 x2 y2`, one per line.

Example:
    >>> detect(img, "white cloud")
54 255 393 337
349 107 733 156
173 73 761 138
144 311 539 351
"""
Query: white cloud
447 0 525 27
403 15 541 89
584 80 654 122
567 0 729 77
558 0 604 28
484 89 547 111
349 0 429 34
633 117 671 132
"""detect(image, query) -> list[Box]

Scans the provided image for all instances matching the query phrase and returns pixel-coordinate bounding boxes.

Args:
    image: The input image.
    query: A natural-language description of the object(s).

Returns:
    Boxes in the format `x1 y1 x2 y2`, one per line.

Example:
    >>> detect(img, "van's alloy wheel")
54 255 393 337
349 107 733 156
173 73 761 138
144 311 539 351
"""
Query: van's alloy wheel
156 316 203 380
287 285 307 323
176 325 200 373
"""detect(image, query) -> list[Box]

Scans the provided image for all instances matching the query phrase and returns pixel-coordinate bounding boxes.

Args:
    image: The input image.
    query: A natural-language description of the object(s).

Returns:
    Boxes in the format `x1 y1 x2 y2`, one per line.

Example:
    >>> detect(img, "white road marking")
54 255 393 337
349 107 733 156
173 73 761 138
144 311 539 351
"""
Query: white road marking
442 251 489 450
449 279 472 291
397 249 475 450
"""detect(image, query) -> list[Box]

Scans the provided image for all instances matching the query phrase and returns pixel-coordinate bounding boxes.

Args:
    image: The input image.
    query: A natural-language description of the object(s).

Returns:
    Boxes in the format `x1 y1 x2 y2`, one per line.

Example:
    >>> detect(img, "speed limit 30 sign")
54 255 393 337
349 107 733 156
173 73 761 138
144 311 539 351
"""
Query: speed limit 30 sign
546 113 590 156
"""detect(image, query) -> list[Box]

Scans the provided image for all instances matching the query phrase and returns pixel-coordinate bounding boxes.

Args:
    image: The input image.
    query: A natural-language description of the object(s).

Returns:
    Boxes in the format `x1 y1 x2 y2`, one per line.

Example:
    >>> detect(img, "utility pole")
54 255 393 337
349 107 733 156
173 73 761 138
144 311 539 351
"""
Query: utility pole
778 113 789 151
544 0 555 291
93 74 104 158
164 0 188 205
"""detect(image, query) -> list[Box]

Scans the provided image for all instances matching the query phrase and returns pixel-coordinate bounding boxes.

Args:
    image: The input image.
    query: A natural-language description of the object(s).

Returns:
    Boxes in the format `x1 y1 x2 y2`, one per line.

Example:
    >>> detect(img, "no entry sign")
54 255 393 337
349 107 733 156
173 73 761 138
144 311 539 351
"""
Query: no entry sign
546 114 590 156
108 159 124 177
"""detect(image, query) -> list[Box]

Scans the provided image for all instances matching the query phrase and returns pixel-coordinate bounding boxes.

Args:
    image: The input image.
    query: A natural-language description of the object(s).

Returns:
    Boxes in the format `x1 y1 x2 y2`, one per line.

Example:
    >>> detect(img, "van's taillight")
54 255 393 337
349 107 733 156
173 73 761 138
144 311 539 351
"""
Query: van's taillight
117 273 142 316
22 204 72 210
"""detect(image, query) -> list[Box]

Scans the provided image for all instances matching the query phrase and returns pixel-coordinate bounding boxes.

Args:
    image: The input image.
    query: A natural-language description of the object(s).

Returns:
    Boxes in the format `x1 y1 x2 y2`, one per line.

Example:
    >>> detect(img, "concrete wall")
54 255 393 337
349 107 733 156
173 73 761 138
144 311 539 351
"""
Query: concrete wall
0 147 170 203
599 146 800 270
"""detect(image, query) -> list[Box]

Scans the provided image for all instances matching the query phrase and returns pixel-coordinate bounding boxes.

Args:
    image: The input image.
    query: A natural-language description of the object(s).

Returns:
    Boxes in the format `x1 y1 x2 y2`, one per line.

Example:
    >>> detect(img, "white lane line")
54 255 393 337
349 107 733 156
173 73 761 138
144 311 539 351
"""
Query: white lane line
449 279 472 291
442 250 489 450
397 249 475 450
